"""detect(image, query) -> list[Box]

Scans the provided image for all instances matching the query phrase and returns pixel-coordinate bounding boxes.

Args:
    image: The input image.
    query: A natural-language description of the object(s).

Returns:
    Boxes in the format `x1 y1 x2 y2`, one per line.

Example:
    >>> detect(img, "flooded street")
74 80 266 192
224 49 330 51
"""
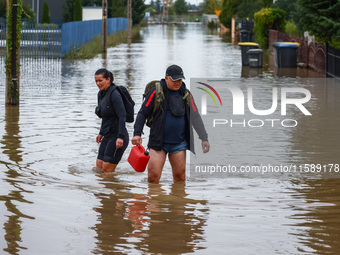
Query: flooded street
1 24 340 254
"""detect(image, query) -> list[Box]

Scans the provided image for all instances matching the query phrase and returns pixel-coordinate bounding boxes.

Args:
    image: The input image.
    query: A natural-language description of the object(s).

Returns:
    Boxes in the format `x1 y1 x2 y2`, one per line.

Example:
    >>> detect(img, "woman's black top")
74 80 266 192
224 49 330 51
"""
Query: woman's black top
97 85 127 139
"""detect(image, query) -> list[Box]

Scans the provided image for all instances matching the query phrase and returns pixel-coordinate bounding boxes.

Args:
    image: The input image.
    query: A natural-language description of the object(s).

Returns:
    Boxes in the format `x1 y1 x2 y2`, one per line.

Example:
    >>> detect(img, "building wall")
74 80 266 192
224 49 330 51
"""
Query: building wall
82 7 102 21
22 0 65 24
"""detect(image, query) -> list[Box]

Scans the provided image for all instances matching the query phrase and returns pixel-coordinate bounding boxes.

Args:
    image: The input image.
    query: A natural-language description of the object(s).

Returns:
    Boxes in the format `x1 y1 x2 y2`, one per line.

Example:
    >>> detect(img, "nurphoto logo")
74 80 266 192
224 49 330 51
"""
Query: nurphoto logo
196 82 223 115
194 79 312 128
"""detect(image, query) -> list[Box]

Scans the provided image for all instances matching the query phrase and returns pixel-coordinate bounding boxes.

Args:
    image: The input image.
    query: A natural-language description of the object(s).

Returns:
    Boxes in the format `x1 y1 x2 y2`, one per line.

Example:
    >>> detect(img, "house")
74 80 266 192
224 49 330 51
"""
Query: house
82 7 102 21
22 0 65 24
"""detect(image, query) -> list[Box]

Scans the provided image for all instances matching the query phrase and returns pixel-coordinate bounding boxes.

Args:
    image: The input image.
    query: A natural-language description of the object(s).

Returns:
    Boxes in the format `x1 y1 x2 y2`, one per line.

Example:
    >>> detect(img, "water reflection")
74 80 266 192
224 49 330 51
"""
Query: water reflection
291 178 340 253
93 177 208 254
144 182 207 253
1 106 34 255
289 78 340 172
93 175 135 253
1 106 22 163
241 66 263 78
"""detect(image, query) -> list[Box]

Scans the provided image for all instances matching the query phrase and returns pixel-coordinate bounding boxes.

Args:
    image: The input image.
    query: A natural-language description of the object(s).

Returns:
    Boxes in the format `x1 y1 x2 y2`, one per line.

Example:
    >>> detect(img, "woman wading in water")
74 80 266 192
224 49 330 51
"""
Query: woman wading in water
94 68 129 173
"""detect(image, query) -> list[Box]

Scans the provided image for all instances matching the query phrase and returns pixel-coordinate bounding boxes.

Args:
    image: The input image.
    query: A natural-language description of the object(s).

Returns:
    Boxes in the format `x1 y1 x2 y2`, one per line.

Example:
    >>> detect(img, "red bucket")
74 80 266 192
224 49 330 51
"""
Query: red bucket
128 145 150 172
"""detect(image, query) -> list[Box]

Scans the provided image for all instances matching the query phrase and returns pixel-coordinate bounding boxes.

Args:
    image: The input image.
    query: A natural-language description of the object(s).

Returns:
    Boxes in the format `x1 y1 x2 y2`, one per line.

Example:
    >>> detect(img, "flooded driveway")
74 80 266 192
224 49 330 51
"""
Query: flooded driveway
1 24 340 254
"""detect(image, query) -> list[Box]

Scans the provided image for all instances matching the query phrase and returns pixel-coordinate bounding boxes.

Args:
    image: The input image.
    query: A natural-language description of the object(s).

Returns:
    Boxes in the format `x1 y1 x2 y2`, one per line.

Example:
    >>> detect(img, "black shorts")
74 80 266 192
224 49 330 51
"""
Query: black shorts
97 130 129 164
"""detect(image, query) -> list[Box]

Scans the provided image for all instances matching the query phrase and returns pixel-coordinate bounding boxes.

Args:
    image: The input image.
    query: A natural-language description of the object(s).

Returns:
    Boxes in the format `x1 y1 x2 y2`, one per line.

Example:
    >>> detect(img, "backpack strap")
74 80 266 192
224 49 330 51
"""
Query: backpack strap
183 89 190 108
154 82 164 112
145 83 190 127
146 82 164 127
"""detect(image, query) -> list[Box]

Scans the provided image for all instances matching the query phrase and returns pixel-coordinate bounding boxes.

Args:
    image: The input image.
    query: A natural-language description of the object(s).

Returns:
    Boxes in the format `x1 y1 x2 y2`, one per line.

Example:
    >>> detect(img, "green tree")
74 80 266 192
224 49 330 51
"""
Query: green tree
132 0 146 25
237 0 262 19
112 0 126 17
22 2 36 23
145 6 156 16
155 0 162 12
219 0 238 28
149 0 155 9
41 2 50 23
63 0 74 22
74 0 82 21
262 0 273 7
205 0 222 14
272 0 297 21
174 0 188 15
82 0 101 5
0 0 5 18
296 0 340 42
0 0 35 20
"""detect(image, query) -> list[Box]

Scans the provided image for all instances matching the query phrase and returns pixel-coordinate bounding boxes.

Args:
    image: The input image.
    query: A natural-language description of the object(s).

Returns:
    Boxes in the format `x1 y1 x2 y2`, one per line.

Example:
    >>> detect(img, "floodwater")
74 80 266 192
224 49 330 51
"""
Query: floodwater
1 24 340 254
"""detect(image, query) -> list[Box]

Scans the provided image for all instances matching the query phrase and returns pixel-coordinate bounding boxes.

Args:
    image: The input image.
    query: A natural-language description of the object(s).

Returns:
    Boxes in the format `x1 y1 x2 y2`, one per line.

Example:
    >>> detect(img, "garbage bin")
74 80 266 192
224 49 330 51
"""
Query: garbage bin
239 30 252 42
272 42 299 67
247 49 263 68
238 42 259 66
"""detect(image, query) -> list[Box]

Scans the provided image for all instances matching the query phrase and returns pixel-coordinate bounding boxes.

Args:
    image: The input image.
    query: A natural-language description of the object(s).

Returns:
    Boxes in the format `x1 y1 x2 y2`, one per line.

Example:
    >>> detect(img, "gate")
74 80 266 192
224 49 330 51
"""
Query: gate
327 45 340 79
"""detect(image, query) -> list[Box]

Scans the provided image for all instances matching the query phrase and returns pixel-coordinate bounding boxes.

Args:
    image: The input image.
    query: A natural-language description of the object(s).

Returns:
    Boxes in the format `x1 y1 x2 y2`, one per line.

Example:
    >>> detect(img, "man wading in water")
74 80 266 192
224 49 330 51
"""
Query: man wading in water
132 65 210 183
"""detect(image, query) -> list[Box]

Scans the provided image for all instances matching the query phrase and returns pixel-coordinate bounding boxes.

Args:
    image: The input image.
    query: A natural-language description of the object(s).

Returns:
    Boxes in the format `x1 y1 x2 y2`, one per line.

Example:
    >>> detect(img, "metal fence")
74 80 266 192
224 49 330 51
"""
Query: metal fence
0 17 128 58
0 23 62 57
0 23 7 56
61 18 128 55
21 23 62 57
327 45 340 79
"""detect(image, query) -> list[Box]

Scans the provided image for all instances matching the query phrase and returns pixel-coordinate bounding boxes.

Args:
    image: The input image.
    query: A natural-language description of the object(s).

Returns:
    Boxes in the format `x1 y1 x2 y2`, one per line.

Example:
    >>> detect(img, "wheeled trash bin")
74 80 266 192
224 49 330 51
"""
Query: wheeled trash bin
238 42 259 66
247 49 263 68
272 42 299 67
239 30 252 42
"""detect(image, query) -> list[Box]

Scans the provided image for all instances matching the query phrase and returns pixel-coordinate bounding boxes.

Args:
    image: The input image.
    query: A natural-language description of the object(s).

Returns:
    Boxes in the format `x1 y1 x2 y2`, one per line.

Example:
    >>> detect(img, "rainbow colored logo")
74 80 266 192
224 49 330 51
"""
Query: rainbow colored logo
196 82 223 106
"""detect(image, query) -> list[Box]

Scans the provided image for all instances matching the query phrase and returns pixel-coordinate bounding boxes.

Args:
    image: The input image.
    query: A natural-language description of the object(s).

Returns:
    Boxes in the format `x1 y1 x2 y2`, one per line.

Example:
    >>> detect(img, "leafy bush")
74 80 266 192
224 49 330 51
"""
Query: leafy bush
254 8 286 48
330 39 340 50
285 20 302 36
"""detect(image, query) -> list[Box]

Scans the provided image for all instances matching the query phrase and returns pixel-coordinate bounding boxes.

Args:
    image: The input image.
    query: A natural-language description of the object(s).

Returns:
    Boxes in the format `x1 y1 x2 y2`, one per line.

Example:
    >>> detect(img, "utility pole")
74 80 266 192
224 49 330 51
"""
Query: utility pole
127 0 132 44
11 0 18 105
5 0 20 105
102 0 107 53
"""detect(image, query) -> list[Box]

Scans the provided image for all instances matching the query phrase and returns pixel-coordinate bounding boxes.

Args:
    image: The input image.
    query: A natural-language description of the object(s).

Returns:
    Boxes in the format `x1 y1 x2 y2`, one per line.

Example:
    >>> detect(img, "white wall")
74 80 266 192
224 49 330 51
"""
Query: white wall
82 7 102 21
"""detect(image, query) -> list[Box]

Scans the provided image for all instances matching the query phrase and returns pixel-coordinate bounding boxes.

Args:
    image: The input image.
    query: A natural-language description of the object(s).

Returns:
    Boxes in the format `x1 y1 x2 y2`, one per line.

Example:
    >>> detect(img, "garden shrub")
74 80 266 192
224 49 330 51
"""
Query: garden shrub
254 8 286 48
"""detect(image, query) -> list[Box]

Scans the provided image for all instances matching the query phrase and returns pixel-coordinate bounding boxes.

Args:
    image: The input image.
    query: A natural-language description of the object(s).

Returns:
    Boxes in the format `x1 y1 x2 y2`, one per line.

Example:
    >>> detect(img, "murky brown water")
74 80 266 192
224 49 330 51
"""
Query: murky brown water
1 24 340 254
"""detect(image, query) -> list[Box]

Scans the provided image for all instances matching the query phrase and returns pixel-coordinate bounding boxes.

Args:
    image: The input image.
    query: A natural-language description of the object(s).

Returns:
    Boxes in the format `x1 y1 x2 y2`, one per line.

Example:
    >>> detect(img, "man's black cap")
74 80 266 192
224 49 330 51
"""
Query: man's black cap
165 65 185 81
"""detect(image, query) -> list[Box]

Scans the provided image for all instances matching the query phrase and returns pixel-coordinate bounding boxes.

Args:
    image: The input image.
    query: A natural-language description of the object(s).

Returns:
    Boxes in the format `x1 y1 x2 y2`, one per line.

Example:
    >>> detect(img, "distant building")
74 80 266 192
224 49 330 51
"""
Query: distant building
202 14 218 26
82 7 102 21
22 0 65 24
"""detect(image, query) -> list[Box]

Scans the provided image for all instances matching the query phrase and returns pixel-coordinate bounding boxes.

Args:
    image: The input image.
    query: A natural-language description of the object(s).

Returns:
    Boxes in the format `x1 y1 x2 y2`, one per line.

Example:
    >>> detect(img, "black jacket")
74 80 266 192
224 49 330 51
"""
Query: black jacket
133 79 208 153
98 85 127 139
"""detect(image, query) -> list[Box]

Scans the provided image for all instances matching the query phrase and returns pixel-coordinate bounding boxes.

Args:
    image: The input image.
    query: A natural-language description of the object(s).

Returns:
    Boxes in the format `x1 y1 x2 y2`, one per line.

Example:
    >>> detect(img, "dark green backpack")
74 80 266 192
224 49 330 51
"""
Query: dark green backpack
143 80 191 127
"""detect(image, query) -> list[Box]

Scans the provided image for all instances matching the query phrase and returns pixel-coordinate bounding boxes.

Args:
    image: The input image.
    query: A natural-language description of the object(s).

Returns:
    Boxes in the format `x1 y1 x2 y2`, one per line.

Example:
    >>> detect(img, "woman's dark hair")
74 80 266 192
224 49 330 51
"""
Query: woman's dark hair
95 68 114 84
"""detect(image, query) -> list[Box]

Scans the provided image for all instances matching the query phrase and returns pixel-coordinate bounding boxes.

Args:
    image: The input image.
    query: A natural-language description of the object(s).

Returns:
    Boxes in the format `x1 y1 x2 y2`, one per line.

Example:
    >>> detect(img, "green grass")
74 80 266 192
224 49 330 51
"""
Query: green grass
64 25 141 59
